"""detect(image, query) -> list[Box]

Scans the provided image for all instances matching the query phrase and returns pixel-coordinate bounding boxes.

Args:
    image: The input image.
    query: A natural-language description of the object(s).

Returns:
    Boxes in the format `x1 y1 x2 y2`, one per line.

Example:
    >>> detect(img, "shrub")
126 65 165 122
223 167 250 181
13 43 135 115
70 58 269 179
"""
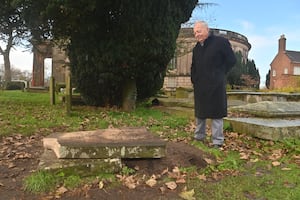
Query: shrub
5 81 26 90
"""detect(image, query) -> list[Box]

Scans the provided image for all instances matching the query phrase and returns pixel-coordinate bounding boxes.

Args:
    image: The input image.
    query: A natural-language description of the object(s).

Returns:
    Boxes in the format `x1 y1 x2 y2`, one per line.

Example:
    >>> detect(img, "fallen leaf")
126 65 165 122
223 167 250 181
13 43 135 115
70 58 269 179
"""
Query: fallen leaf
13 142 23 147
272 161 281 167
16 152 32 159
293 155 300 159
161 168 169 175
211 172 219 180
197 174 207 181
240 152 250 160
269 149 283 160
255 171 263 176
250 158 259 163
159 186 166 194
124 176 138 189
252 151 262 156
165 181 177 190
179 189 196 200
8 163 16 168
98 181 104 189
146 178 157 187
204 158 213 164
176 178 186 184
56 186 68 196
281 167 291 171
172 166 180 173
168 171 180 179
228 132 239 138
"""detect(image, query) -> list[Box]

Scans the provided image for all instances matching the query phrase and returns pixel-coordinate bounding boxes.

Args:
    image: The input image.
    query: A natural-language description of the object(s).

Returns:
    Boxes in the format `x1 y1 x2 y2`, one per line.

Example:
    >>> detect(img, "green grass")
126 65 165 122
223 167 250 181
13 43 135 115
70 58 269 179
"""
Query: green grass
0 90 187 137
1 91 299 199
187 162 300 200
23 171 57 193
24 170 85 193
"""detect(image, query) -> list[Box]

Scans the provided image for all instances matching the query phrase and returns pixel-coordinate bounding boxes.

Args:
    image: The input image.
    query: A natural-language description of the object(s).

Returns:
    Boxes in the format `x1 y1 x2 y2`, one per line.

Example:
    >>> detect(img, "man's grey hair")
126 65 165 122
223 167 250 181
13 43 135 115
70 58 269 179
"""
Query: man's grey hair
194 21 209 29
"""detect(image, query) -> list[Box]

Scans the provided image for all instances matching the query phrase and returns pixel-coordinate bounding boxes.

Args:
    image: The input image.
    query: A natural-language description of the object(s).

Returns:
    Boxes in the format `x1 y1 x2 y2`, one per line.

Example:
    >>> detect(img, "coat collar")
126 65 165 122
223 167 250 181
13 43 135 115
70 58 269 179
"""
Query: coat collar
197 33 213 47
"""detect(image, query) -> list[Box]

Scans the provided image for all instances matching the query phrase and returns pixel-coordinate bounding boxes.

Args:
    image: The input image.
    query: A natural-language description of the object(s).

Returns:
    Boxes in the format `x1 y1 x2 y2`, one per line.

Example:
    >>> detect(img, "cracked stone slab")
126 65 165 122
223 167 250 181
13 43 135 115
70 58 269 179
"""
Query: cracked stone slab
43 127 166 159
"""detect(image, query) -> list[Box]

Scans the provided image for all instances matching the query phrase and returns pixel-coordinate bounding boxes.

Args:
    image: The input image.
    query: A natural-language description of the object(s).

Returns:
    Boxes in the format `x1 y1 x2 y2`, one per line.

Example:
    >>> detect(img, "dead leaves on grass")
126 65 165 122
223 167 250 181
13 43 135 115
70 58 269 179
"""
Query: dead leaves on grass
116 174 139 189
0 134 39 169
115 166 186 190
225 131 297 169
112 131 299 196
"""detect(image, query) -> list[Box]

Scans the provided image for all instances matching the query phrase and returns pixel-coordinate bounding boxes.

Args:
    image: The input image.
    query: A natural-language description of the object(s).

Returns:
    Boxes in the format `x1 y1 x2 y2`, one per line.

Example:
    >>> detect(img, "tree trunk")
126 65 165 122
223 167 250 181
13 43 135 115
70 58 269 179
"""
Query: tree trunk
122 78 137 112
3 51 11 82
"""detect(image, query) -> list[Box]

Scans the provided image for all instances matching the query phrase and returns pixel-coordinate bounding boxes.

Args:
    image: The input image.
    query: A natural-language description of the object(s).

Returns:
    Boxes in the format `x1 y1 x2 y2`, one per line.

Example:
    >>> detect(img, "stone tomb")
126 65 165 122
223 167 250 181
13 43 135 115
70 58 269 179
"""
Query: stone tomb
225 101 300 141
39 127 166 173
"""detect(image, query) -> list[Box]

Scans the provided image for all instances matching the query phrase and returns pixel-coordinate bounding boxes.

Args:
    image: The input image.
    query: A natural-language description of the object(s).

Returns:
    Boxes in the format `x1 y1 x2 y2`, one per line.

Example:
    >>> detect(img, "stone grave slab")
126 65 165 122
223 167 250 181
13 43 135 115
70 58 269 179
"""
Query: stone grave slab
39 149 122 174
225 117 300 141
227 101 300 140
43 127 166 159
229 101 300 117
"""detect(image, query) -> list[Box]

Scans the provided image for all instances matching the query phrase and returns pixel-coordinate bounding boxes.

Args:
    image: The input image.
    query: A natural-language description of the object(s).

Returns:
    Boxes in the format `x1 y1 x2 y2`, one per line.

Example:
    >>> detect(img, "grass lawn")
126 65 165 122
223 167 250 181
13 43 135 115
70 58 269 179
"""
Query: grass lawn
1 90 299 199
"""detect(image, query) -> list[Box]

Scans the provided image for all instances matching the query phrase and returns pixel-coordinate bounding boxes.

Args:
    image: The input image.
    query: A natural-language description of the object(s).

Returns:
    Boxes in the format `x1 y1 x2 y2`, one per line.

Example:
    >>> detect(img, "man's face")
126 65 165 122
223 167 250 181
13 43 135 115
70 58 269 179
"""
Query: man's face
193 23 209 43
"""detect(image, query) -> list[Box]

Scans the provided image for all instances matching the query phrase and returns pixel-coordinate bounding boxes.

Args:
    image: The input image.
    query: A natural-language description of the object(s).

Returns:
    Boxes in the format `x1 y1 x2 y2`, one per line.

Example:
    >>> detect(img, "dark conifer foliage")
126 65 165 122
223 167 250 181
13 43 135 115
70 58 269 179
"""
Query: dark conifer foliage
227 52 260 89
24 0 197 106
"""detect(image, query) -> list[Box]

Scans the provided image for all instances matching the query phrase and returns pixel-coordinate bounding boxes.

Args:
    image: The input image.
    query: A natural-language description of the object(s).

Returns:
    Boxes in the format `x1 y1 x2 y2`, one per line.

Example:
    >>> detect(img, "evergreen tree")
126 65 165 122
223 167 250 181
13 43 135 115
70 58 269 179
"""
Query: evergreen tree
23 0 198 108
227 52 243 87
265 70 270 89
227 51 260 89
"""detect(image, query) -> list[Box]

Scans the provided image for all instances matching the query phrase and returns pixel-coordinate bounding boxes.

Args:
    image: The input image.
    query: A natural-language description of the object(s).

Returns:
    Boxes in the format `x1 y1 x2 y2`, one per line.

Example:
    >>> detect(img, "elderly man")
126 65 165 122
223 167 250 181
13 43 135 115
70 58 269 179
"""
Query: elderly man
191 21 236 148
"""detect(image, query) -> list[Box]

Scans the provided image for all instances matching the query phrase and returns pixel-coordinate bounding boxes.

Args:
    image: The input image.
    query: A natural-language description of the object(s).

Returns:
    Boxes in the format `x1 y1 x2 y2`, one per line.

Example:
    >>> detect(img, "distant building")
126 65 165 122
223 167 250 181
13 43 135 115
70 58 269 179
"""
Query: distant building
163 28 251 90
270 35 300 89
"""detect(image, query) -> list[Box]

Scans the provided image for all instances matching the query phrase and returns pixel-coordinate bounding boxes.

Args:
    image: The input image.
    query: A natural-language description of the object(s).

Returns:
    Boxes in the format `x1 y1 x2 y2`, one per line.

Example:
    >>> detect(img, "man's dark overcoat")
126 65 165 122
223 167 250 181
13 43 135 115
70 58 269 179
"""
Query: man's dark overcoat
191 33 236 119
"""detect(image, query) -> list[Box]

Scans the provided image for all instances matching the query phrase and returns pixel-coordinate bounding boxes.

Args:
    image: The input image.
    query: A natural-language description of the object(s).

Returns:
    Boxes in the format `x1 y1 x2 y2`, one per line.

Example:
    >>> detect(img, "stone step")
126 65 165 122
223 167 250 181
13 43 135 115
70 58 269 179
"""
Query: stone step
225 117 300 141
43 127 166 159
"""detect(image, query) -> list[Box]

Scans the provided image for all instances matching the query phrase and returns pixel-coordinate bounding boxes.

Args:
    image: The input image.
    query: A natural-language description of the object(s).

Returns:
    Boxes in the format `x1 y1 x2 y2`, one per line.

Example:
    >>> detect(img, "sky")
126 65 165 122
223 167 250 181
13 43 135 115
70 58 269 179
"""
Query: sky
190 0 300 87
1 0 300 87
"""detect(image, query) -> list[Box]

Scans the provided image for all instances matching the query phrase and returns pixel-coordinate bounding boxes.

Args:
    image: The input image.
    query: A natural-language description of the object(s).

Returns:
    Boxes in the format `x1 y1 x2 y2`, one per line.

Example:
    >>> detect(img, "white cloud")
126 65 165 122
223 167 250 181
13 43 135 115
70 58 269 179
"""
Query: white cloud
248 35 275 49
238 20 255 32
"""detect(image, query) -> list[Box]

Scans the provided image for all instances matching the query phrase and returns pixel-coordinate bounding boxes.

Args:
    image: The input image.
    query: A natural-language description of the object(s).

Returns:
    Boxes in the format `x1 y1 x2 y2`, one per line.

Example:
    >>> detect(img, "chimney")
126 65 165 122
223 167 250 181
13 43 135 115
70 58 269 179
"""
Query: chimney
278 34 286 52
